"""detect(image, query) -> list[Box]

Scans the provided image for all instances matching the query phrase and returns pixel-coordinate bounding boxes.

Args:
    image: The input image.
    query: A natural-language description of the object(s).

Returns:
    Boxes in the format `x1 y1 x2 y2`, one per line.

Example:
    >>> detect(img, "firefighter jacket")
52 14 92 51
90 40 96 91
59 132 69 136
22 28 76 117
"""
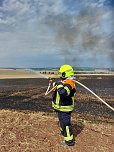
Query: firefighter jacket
52 79 76 112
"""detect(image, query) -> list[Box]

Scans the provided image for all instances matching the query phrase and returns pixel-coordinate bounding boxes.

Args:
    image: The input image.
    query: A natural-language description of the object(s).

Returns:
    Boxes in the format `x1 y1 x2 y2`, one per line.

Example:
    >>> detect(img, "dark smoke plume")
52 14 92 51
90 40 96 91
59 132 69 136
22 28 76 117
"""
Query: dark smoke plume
43 1 114 67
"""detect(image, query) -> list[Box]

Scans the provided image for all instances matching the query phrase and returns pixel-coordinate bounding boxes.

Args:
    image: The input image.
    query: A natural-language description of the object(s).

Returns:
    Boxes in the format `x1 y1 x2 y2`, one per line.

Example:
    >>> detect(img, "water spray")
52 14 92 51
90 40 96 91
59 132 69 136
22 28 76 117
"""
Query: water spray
25 69 51 92
25 69 49 79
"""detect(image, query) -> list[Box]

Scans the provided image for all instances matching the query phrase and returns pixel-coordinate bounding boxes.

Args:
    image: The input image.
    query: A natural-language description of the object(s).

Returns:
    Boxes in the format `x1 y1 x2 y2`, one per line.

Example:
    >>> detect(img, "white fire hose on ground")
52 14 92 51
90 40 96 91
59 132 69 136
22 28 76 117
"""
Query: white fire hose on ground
45 80 114 112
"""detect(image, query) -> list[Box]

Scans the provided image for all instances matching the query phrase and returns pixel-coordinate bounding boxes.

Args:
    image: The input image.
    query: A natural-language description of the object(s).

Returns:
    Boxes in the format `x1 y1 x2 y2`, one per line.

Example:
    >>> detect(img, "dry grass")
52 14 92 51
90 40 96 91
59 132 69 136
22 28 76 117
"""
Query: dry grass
0 109 114 152
0 69 114 80
0 69 42 79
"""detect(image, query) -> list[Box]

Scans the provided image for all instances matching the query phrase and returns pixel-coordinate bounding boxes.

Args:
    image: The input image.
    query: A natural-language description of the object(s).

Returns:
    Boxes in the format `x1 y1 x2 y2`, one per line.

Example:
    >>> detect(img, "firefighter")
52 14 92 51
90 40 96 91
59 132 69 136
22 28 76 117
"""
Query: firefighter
51 64 76 146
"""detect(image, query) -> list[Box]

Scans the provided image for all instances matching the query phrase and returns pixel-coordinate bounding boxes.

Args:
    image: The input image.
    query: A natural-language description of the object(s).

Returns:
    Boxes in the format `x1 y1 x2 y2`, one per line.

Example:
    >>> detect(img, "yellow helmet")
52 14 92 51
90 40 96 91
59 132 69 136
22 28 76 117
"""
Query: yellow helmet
59 64 74 78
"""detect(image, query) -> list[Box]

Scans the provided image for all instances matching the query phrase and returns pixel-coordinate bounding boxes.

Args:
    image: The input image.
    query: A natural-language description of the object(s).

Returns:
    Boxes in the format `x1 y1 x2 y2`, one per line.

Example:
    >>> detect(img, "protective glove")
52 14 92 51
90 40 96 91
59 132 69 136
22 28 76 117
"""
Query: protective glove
48 77 53 86
49 79 53 85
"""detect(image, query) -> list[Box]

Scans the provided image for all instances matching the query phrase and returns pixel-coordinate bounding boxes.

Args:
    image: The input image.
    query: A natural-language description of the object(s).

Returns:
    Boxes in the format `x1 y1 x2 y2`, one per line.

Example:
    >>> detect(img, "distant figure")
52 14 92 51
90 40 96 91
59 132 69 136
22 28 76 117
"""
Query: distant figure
50 64 76 146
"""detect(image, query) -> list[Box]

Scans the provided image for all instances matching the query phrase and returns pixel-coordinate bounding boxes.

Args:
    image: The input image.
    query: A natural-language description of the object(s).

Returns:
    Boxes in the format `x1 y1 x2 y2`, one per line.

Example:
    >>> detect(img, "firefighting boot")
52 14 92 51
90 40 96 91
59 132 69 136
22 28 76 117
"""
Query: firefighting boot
65 139 75 146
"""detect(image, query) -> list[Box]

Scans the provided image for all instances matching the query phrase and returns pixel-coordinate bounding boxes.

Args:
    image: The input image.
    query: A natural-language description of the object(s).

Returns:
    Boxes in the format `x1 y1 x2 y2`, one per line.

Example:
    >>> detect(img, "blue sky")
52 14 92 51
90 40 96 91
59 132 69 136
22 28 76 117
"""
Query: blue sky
0 0 114 68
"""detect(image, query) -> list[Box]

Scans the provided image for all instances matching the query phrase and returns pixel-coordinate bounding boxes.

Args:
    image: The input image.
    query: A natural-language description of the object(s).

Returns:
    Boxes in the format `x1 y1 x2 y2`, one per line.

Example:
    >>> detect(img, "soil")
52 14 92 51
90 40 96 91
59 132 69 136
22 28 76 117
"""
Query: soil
0 76 114 152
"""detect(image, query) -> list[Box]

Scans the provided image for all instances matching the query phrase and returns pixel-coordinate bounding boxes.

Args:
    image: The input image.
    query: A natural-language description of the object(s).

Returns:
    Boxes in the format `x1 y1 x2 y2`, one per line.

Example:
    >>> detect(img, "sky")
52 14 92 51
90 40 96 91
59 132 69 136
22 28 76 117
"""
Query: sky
0 0 114 68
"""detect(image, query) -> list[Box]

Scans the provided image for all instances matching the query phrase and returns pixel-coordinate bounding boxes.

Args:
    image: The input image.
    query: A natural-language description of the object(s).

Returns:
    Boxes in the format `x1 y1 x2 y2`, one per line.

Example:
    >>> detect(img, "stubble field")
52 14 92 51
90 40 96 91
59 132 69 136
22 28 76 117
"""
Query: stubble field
0 76 114 152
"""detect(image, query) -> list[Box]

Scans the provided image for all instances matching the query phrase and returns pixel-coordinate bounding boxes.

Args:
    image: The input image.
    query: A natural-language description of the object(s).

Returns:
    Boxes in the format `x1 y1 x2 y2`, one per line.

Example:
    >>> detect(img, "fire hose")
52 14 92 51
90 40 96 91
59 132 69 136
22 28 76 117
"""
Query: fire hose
25 69 114 112
45 80 114 112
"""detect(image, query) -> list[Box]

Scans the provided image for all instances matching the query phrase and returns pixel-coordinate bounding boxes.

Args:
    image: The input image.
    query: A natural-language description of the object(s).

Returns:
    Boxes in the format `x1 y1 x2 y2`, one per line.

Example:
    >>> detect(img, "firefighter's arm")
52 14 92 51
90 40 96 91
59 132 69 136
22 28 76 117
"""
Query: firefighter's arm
47 78 57 91
57 82 71 96
48 79 56 87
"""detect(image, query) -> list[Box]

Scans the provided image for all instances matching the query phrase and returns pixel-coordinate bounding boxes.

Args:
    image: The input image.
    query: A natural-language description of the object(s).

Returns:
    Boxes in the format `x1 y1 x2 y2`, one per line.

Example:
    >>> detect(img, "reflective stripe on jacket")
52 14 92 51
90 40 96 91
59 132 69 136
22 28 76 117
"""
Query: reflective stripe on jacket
52 79 76 112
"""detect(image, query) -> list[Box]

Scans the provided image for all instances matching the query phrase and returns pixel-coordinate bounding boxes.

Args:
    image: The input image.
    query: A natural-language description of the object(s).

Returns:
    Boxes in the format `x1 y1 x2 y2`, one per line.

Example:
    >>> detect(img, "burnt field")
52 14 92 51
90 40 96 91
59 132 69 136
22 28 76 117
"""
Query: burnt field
0 76 114 120
0 76 114 152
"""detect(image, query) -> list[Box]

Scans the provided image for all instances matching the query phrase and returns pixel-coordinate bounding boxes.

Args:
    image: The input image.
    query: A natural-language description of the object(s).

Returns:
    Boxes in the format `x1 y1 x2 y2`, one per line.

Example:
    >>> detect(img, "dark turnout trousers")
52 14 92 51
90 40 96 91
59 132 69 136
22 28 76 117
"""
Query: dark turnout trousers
56 110 75 146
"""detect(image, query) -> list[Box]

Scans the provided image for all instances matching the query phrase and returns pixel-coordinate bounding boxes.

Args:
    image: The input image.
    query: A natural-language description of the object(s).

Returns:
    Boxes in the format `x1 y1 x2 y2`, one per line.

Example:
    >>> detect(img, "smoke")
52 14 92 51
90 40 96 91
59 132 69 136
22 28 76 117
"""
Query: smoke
0 0 113 67
43 1 114 67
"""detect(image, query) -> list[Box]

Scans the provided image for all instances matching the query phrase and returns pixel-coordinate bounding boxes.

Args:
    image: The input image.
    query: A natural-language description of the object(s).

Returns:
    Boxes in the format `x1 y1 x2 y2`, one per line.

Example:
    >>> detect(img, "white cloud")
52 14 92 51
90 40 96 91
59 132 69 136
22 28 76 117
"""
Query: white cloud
2 0 24 11
0 0 113 67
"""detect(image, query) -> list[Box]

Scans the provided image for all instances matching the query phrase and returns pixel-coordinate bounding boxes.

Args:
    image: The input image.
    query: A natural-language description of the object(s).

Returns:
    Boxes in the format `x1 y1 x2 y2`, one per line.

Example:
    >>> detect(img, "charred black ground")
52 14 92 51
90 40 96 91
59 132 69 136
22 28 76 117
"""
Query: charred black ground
0 76 114 123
